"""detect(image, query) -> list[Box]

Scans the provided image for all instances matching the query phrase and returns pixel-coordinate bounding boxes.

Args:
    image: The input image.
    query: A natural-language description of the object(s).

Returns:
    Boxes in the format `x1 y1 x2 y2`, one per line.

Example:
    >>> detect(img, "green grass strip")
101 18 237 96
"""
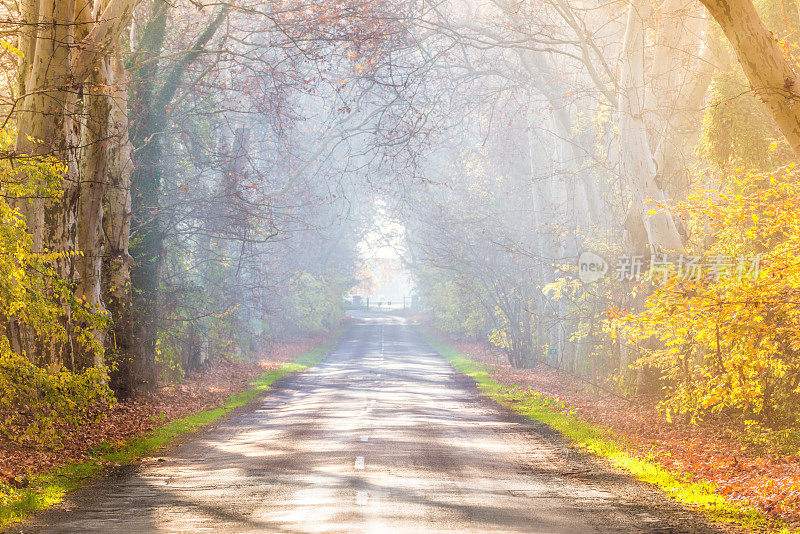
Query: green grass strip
424 333 788 533
0 336 337 528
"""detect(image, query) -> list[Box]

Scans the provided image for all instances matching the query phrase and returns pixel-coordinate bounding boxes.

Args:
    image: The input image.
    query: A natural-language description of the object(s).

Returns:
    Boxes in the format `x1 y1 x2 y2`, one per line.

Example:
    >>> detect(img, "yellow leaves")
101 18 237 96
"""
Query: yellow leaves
0 126 110 446
0 350 113 448
623 167 800 423
488 328 511 351
0 39 23 58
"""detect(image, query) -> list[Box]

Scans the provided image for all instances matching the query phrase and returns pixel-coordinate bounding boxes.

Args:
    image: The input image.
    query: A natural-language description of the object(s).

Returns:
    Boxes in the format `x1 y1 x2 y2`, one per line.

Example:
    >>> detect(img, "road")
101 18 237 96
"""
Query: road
19 313 727 533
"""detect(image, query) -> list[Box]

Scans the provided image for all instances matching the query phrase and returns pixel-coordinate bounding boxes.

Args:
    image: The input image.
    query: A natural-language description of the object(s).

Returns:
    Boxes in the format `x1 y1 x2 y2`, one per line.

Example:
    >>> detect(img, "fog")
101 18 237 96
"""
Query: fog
2 0 799 526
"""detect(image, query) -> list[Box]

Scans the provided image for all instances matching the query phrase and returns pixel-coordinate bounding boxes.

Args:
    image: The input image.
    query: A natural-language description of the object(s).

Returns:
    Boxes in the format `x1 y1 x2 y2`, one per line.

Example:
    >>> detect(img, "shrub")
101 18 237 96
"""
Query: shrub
284 272 342 334
0 127 112 448
0 345 112 448
624 166 800 427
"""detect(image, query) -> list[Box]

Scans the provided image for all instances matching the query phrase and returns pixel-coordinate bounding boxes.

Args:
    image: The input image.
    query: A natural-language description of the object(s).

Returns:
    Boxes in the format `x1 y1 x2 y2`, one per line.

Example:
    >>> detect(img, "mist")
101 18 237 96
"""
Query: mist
0 0 798 530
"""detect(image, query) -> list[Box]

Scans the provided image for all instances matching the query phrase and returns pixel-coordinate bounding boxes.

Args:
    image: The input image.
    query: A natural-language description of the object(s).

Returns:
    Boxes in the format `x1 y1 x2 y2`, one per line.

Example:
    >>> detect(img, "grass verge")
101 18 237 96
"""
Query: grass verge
0 337 337 528
424 333 787 533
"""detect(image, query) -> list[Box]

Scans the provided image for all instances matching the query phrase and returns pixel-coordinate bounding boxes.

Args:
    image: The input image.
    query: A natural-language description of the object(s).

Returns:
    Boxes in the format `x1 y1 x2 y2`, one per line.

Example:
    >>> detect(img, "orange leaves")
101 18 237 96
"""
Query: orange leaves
624 166 800 427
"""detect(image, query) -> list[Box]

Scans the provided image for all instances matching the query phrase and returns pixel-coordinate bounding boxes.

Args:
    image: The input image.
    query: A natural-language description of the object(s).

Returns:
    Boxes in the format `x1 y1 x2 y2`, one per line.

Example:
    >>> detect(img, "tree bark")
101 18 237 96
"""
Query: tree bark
75 59 112 369
618 0 684 252
10 0 137 370
14 0 79 367
126 2 228 393
126 0 169 392
700 0 800 158
103 52 136 396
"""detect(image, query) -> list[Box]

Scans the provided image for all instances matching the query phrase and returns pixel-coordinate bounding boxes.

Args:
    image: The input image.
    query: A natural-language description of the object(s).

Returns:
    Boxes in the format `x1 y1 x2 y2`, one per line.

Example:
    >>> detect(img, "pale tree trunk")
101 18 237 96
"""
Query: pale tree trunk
103 52 135 396
643 0 699 145
76 60 112 369
526 101 559 365
652 41 721 201
15 0 76 252
700 0 800 159
517 49 602 229
646 3 719 202
519 51 601 369
11 0 137 369
15 0 39 102
618 0 684 252
71 0 137 82
73 0 136 372
617 0 697 393
14 0 78 367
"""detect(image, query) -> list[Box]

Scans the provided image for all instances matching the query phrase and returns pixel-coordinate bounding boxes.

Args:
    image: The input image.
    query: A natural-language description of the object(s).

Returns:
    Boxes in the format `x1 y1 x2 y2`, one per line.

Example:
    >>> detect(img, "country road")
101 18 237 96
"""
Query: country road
18 313 728 533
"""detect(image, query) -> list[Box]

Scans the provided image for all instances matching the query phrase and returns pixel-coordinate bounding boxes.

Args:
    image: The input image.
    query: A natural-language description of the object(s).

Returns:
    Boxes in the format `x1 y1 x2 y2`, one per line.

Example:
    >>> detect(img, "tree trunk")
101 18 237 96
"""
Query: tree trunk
103 52 136 395
15 0 39 102
618 0 684 252
645 1 712 204
10 0 137 370
701 0 800 159
128 139 163 392
14 0 79 367
122 0 170 393
76 60 112 369
125 1 228 393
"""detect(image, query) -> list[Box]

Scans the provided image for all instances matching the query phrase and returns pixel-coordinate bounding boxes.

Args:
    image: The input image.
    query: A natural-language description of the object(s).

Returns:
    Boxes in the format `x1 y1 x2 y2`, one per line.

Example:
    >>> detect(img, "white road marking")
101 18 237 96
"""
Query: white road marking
354 456 365 470
360 436 369 442
356 491 369 505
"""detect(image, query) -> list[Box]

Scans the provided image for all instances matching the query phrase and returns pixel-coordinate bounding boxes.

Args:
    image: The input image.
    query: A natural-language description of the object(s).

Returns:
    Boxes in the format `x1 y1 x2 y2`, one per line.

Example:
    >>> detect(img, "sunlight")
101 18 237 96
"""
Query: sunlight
1 0 797 530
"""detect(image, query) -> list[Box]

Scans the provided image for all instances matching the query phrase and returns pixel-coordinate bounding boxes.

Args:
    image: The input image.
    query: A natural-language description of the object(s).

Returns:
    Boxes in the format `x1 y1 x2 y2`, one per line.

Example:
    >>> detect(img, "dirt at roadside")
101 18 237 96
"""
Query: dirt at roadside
0 334 331 488
449 338 800 529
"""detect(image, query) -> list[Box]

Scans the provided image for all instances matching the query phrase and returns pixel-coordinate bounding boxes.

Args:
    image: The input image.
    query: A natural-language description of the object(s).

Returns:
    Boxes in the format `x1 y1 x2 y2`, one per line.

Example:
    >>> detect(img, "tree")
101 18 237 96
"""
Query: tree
700 0 800 159
114 0 411 393
121 0 229 393
11 0 136 369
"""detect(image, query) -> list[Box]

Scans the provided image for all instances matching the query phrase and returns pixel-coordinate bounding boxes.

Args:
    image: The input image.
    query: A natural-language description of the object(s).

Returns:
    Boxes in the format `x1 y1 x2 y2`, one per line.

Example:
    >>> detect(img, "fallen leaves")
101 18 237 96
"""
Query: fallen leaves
449 336 800 526
0 334 331 494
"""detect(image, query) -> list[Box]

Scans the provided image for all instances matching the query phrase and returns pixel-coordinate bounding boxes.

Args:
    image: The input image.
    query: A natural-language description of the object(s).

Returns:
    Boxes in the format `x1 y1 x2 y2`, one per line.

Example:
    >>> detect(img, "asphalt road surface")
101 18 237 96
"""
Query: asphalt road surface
19 313 729 533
